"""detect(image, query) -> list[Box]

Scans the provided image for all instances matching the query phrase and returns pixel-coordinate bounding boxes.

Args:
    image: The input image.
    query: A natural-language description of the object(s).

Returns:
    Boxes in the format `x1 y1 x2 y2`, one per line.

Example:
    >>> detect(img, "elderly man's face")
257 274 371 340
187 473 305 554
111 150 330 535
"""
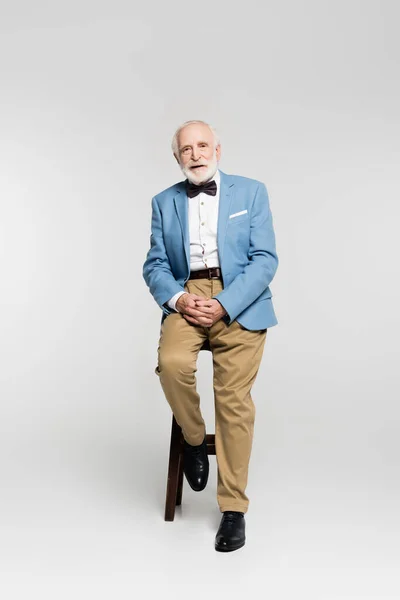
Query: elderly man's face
175 123 221 184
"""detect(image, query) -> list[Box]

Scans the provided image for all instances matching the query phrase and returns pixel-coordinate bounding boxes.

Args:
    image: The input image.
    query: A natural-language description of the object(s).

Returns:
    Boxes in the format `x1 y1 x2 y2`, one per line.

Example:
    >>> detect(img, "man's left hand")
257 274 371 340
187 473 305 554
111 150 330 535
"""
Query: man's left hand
183 298 227 327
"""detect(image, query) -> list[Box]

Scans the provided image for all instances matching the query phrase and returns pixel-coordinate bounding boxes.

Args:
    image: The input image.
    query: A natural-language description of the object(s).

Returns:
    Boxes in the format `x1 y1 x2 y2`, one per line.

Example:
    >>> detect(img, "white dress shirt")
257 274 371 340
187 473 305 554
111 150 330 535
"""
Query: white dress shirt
167 169 221 312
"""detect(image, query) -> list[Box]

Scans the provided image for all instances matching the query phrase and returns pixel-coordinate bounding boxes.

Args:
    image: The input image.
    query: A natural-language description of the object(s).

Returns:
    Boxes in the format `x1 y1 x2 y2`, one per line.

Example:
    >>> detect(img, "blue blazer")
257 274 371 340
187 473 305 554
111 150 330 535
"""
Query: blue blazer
142 170 279 330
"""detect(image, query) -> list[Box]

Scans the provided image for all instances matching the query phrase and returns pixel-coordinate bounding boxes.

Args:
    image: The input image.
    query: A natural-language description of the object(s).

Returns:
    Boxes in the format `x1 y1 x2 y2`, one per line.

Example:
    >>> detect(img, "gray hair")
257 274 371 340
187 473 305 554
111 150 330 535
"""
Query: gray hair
171 120 220 157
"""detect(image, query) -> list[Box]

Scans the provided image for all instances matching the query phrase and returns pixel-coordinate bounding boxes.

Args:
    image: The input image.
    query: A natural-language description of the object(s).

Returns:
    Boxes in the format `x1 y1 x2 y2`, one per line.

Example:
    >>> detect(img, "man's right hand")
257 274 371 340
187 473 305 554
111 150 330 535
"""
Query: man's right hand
176 293 213 327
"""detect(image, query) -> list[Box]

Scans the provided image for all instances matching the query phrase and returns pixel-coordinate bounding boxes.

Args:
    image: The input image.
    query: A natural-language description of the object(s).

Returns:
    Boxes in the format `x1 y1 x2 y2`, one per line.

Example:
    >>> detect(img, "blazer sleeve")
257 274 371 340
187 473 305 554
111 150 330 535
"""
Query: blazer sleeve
142 195 186 311
212 182 278 323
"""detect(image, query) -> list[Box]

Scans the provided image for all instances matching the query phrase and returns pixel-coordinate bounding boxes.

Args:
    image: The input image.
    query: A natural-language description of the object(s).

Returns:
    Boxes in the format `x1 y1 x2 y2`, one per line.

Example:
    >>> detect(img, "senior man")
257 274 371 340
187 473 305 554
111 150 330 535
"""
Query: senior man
142 120 279 552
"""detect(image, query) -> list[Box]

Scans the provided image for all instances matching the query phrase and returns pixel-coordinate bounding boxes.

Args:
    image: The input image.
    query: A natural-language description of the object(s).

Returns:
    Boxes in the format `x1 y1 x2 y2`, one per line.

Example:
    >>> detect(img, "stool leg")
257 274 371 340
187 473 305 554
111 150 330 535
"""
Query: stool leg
176 451 184 506
164 414 184 521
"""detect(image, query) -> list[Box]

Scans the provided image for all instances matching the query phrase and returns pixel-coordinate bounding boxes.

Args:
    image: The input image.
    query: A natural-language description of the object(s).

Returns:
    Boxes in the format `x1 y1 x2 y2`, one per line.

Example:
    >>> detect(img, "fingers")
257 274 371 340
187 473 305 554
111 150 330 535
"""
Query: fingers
189 312 213 325
183 294 213 322
185 306 213 318
183 315 203 326
183 314 213 327
192 304 213 313
194 300 213 309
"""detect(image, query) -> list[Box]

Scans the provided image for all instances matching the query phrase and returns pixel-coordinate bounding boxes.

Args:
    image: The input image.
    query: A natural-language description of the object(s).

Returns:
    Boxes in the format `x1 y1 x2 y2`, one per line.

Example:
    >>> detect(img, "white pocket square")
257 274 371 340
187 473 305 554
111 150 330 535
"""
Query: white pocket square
229 209 248 219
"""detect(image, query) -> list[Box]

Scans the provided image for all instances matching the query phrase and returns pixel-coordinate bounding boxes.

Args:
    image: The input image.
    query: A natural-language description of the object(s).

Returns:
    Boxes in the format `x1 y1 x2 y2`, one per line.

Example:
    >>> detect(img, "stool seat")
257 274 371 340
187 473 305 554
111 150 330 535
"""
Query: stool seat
201 338 211 352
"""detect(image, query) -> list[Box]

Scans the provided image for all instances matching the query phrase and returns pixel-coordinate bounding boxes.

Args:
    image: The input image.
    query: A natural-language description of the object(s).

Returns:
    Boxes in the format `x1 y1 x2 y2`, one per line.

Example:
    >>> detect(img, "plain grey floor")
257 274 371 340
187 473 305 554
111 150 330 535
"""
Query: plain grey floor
1 356 398 600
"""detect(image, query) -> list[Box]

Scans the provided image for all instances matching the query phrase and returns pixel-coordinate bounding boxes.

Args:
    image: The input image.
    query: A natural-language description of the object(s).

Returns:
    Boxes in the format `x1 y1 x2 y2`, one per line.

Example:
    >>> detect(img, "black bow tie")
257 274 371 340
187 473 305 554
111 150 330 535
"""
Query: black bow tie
186 179 217 198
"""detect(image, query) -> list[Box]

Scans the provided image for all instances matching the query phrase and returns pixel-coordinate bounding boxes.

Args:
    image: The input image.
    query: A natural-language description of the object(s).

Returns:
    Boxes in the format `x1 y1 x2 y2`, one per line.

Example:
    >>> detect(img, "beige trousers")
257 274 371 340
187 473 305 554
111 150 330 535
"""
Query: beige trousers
155 278 267 514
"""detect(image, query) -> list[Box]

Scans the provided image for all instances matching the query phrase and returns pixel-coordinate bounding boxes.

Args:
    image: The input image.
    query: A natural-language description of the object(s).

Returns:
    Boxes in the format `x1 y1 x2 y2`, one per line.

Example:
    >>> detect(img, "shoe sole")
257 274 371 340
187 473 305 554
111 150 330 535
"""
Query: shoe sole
215 540 245 552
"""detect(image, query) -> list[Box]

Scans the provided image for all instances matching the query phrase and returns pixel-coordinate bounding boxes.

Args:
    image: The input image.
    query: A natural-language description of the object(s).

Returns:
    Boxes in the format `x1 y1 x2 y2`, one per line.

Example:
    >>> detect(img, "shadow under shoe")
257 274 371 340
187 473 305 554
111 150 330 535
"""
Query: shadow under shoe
183 435 209 492
215 511 246 552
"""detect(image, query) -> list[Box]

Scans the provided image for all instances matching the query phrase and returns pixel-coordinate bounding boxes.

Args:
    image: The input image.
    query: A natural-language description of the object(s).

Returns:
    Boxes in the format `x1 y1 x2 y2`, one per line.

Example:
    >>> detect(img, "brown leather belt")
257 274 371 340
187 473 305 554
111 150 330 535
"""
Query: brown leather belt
188 267 222 280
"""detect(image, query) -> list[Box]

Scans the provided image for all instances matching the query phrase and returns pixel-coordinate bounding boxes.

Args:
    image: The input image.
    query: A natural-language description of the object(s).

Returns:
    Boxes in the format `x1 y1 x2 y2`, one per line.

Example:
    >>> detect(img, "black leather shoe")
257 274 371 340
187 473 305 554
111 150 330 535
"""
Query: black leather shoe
215 511 246 552
183 435 209 491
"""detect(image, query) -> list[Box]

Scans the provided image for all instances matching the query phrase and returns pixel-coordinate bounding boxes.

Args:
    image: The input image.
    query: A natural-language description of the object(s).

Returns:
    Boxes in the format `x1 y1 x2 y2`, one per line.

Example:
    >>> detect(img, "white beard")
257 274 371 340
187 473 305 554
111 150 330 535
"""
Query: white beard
180 150 219 185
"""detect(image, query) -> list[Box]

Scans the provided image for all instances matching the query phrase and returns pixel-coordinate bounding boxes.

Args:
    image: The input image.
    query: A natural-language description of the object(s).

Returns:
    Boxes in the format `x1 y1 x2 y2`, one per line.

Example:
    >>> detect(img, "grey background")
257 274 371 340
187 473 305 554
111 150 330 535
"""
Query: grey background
0 1 399 598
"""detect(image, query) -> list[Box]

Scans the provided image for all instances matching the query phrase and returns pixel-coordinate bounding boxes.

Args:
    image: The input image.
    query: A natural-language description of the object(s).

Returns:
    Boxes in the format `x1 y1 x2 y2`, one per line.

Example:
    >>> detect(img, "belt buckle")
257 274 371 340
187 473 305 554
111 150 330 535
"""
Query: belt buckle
208 267 218 279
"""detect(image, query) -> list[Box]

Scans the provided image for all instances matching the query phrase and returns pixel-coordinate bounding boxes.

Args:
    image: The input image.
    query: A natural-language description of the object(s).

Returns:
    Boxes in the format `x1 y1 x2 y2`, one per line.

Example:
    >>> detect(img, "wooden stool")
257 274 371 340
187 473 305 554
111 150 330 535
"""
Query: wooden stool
164 340 215 521
164 414 216 521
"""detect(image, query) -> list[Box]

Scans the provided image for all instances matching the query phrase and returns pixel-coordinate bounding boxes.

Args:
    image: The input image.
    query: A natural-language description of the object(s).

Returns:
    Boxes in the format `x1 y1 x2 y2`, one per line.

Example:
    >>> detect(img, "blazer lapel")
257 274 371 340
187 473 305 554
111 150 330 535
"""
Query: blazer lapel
173 183 190 272
217 170 234 264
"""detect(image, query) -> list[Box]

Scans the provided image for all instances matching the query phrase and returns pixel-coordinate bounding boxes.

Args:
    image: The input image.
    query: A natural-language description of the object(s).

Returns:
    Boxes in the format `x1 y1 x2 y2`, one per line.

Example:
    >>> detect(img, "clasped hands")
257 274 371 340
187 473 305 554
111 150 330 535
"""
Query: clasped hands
176 293 227 327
